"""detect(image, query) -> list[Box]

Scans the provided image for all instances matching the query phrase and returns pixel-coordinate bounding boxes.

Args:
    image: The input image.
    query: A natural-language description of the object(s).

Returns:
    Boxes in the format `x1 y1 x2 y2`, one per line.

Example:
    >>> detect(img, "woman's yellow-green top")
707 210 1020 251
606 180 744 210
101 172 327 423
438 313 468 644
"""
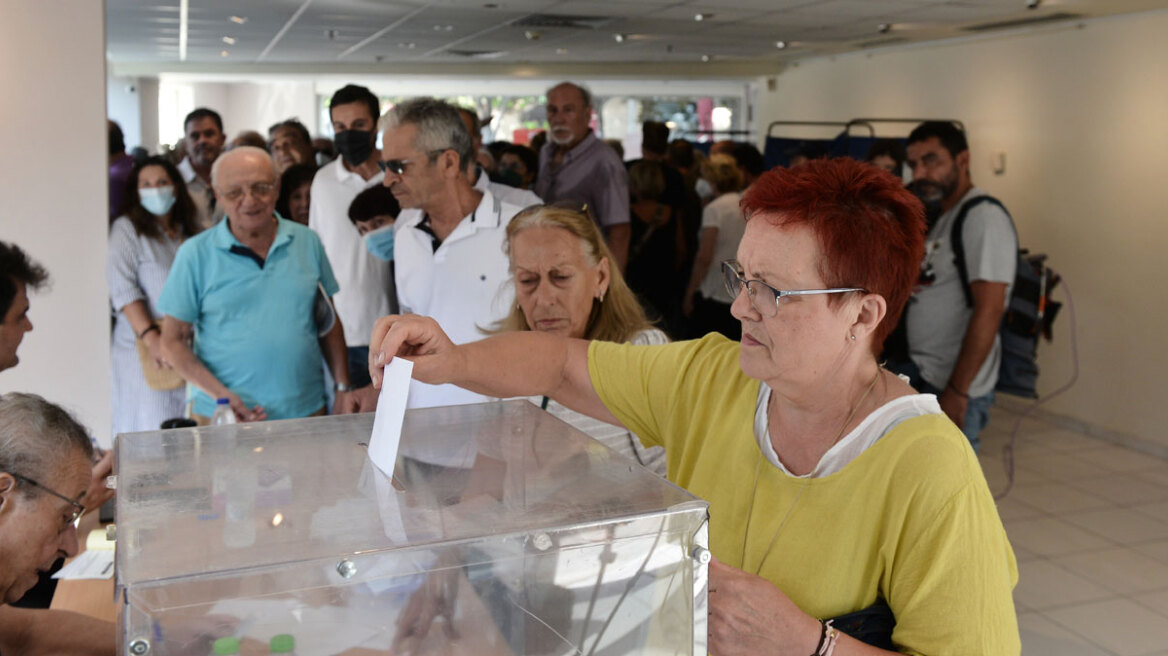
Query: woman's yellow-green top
588 334 1019 655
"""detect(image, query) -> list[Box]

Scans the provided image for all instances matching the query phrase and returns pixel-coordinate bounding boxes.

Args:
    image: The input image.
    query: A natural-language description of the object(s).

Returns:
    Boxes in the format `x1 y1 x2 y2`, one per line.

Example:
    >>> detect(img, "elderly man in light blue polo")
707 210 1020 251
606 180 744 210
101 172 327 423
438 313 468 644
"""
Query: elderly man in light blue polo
159 146 357 423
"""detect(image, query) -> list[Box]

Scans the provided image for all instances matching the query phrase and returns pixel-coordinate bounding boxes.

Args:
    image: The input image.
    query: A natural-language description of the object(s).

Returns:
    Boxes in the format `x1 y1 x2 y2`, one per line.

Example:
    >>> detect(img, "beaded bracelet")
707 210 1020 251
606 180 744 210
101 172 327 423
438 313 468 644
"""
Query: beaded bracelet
822 623 840 656
137 325 160 340
812 619 827 655
811 619 838 656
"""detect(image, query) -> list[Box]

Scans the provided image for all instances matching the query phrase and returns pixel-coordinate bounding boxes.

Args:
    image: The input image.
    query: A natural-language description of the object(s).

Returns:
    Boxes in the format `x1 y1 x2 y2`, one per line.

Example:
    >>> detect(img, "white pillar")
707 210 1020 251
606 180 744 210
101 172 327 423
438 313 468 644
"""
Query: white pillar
0 0 113 445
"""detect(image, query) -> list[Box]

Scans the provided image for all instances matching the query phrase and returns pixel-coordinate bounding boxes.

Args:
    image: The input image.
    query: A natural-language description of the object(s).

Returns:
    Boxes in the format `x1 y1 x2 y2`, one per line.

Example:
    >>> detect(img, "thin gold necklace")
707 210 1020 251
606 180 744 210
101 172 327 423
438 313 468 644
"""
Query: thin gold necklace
741 369 881 575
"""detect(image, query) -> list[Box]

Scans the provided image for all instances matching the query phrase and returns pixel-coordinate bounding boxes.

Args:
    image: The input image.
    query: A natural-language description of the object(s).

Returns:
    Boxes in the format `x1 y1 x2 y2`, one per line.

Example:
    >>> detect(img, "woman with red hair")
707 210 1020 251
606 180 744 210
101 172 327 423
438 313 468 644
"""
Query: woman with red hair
368 158 1019 654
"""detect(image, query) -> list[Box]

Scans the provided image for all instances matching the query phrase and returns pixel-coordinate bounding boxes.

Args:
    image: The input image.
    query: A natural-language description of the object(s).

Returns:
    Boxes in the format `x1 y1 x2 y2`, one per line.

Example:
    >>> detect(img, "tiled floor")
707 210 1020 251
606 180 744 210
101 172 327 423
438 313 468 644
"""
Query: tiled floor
979 406 1168 655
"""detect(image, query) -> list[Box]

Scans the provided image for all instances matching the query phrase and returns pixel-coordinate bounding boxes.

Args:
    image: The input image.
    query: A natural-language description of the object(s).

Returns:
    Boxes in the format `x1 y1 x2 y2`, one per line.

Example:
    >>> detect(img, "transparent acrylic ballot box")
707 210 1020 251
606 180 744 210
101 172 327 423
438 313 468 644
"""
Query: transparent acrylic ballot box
115 400 709 656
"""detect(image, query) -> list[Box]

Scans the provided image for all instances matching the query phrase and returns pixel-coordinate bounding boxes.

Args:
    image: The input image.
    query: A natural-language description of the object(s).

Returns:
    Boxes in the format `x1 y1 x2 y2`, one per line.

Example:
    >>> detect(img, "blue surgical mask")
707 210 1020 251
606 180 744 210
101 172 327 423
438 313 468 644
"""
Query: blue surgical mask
140 186 177 216
363 223 395 261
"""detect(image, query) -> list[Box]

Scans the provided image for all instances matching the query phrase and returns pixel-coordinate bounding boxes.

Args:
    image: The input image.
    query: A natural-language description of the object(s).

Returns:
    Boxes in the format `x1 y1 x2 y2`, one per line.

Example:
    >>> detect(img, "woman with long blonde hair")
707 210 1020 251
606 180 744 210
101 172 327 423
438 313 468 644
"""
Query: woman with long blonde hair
494 204 666 473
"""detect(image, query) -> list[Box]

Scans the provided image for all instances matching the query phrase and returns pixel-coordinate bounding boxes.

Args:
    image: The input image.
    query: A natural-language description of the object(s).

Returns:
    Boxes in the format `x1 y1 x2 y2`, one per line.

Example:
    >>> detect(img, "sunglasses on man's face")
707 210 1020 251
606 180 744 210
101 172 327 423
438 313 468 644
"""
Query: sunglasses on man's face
378 149 449 175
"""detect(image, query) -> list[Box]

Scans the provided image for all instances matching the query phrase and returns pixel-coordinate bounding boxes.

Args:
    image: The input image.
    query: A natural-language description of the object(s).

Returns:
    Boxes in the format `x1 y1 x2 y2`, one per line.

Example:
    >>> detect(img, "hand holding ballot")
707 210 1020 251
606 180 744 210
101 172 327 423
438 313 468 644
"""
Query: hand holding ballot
368 315 465 390
367 313 610 426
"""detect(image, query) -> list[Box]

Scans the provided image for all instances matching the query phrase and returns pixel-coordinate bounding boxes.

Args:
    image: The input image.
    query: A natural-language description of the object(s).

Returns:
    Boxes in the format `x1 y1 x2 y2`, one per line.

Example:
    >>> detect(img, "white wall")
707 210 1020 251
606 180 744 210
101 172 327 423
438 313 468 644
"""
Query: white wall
158 81 319 149
107 74 142 150
755 11 1168 449
137 77 160 154
223 82 319 140
1 0 112 445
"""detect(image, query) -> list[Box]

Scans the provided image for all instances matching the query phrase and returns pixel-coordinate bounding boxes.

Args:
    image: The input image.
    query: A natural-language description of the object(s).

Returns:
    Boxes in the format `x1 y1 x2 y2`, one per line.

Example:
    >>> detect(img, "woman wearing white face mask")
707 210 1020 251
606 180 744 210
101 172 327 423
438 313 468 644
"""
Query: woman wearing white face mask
106 156 201 434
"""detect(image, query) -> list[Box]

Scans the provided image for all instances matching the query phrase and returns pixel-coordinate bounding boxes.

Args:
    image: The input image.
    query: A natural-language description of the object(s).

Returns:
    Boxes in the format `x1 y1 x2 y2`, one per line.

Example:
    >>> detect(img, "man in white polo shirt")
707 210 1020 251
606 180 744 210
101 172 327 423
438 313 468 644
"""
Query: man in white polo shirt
380 98 521 410
309 84 391 393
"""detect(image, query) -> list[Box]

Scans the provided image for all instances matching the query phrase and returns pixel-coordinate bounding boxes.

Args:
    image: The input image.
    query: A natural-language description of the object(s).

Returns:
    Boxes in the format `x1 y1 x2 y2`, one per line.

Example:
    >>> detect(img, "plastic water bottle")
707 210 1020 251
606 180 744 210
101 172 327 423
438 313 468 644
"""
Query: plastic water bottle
223 456 257 548
211 398 236 425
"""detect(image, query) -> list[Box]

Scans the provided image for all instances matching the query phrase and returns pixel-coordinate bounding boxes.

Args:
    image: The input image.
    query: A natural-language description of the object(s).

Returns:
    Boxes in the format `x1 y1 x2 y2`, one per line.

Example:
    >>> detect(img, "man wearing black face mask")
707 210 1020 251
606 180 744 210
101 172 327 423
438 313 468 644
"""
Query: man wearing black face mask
308 85 392 403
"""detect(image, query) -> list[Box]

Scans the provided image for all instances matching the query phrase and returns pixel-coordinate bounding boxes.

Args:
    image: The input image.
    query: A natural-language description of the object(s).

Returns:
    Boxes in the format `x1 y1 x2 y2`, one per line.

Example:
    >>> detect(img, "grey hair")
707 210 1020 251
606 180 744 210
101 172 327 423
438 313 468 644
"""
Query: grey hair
0 394 94 497
210 145 278 188
548 82 593 109
379 97 474 170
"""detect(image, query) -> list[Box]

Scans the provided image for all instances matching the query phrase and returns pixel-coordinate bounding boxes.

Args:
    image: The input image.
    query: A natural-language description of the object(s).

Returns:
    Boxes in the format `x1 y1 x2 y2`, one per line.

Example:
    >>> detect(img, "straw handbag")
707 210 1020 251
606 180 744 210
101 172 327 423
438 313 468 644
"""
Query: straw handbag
136 325 184 390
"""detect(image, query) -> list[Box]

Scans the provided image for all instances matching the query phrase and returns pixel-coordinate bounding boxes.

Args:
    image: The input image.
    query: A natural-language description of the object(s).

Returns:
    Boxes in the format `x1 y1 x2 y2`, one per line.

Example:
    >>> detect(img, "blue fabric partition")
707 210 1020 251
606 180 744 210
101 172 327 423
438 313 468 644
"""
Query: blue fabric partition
764 135 908 169
763 137 836 169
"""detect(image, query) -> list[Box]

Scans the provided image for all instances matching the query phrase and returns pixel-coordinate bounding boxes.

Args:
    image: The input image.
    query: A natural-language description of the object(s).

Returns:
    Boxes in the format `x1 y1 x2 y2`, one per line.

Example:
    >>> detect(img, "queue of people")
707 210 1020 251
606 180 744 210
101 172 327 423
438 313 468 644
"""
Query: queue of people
0 81 1021 652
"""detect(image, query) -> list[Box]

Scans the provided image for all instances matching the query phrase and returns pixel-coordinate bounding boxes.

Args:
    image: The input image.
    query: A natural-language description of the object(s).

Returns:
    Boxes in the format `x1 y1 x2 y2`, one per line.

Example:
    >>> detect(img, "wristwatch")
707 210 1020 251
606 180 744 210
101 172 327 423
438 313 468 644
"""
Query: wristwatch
334 382 353 393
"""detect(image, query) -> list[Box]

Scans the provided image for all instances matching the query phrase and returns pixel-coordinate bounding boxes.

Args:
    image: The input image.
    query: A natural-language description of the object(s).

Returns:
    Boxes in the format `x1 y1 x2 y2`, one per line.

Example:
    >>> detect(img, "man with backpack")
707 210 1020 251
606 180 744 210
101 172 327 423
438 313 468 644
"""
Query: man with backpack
898 121 1017 452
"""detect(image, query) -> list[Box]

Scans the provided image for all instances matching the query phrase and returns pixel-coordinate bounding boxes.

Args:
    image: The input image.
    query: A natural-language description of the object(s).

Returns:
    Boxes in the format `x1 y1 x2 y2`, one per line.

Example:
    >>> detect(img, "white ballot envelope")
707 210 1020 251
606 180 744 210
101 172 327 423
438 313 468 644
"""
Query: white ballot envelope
369 358 413 478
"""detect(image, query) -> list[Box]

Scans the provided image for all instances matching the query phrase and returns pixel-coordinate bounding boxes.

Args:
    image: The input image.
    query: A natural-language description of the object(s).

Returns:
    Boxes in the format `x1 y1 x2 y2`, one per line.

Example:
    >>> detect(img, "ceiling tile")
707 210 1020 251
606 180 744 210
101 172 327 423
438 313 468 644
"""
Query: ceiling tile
105 0 1168 65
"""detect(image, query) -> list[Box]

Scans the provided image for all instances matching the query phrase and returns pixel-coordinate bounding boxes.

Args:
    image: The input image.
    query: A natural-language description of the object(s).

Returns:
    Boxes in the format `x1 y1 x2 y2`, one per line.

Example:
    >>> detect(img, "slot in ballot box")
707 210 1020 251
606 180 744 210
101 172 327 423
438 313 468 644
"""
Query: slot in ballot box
115 401 709 656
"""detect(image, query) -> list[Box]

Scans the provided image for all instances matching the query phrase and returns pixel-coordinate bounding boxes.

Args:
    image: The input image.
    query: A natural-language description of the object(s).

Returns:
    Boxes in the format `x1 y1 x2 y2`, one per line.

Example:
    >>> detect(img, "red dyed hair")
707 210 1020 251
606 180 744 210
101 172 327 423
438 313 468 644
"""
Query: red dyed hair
741 158 925 353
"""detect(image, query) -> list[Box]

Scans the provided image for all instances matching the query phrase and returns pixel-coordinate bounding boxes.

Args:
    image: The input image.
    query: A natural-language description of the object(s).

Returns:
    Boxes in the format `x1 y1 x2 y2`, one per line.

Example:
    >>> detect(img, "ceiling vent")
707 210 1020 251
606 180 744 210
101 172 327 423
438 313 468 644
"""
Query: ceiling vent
964 11 1081 32
447 49 508 59
512 14 610 29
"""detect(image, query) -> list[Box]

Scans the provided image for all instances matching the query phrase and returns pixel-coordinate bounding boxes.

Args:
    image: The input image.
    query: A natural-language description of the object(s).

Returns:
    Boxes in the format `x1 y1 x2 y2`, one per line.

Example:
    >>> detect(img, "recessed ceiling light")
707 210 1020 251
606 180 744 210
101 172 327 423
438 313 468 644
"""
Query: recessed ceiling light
613 33 626 43
524 30 541 41
229 16 247 24
433 24 453 31
695 13 713 22
398 41 416 49
222 36 235 45
220 50 230 57
556 47 568 55
701 54 711 62
775 40 787 49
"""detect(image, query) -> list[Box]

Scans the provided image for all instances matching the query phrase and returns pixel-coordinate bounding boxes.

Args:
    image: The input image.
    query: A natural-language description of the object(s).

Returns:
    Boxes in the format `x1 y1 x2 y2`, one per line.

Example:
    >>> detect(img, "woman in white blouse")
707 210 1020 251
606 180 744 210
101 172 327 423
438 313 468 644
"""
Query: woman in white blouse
494 204 667 474
107 156 201 435
682 153 745 339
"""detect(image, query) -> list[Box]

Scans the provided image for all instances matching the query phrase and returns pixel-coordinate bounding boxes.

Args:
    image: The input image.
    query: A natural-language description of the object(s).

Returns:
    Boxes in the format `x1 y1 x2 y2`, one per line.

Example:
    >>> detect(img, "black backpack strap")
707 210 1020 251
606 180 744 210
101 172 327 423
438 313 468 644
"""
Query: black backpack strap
950 195 1011 308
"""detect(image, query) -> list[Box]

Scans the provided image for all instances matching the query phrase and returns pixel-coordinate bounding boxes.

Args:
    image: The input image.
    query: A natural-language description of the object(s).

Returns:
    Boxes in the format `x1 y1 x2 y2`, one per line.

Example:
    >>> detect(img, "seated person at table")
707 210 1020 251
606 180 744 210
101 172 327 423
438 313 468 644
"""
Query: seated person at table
370 158 1019 654
492 204 667 474
0 393 115 656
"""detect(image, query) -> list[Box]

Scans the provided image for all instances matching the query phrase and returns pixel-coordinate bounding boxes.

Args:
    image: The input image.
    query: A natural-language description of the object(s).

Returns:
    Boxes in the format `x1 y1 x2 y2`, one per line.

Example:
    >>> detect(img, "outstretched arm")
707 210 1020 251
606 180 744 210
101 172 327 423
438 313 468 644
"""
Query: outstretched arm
369 315 622 427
